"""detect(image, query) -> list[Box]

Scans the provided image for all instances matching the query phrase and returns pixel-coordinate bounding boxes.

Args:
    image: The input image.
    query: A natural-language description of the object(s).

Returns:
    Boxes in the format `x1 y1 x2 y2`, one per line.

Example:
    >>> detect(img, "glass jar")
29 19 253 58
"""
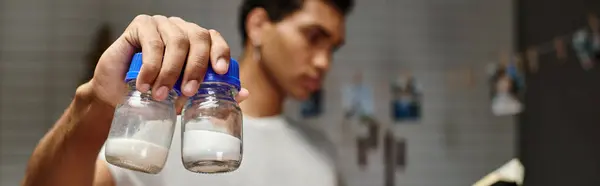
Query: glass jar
104 52 178 174
181 59 242 174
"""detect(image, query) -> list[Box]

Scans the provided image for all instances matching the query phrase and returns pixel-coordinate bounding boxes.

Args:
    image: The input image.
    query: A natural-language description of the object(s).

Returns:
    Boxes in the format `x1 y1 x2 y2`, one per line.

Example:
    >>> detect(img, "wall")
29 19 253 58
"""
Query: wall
0 0 104 185
294 0 517 185
517 0 600 185
0 0 516 185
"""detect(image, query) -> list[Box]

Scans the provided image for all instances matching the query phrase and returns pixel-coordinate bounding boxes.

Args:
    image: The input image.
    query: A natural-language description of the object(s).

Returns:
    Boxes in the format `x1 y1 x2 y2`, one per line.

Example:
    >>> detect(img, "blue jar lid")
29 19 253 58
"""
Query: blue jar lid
203 58 241 91
125 52 143 81
126 52 241 94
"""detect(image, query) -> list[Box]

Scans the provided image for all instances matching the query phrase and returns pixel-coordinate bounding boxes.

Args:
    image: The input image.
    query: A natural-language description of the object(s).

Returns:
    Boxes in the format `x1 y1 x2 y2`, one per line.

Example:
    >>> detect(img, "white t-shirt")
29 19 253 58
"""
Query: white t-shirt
99 115 341 186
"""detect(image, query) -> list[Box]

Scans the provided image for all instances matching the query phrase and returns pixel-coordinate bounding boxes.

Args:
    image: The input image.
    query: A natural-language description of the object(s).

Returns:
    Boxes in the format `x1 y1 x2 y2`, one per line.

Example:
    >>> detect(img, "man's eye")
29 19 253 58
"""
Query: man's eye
306 29 320 44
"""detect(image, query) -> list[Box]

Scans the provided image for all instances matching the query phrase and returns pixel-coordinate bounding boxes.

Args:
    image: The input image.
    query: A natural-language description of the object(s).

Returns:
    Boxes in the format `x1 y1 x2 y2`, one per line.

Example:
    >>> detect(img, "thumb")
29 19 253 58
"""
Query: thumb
234 88 250 103
91 36 138 107
95 36 137 81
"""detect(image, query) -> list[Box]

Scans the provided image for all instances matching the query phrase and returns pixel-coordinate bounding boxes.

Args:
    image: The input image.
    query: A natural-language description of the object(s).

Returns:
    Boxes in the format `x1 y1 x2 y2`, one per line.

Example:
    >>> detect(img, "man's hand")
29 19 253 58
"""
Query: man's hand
90 14 248 109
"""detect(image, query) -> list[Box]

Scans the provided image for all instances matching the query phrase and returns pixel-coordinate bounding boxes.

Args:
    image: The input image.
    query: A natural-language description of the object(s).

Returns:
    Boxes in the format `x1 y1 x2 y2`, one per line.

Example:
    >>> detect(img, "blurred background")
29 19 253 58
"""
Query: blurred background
0 0 599 186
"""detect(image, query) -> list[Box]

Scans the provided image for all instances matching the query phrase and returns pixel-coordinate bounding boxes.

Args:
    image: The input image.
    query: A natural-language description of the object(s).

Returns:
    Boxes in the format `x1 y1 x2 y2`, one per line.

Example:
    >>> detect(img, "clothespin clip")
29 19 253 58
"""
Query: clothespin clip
587 13 599 34
514 53 524 71
554 37 568 61
499 51 510 68
526 47 539 73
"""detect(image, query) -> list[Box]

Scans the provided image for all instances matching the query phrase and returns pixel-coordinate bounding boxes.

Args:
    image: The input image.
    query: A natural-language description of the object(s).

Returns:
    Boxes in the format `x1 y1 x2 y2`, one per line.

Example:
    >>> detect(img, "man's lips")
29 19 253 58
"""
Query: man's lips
303 78 321 91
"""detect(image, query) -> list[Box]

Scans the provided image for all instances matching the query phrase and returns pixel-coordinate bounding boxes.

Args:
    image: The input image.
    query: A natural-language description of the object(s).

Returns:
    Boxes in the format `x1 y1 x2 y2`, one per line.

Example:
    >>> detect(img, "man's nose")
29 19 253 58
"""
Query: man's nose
313 51 331 72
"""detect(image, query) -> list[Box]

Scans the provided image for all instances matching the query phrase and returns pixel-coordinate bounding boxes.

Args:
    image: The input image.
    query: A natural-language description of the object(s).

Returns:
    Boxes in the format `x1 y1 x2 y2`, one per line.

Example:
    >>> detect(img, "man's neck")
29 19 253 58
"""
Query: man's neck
238 47 285 118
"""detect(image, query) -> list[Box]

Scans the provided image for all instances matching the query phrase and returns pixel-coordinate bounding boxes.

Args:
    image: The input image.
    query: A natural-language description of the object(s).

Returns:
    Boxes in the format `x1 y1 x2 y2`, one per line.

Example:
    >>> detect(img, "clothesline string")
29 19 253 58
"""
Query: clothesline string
518 27 584 57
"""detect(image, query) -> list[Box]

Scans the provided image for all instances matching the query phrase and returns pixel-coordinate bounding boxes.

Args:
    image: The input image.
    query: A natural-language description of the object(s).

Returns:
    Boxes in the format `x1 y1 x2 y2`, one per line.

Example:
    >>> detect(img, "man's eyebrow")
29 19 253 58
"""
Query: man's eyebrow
313 25 331 37
308 24 345 50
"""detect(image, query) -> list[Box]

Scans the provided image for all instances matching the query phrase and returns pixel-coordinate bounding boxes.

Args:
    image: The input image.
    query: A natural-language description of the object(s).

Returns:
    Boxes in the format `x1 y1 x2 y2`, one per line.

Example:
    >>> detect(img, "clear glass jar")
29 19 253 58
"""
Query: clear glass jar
104 53 178 174
181 82 243 173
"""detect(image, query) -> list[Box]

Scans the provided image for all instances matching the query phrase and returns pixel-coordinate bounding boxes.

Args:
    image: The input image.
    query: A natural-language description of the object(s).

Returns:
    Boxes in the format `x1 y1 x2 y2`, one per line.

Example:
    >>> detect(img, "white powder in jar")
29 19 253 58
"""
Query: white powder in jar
105 138 169 168
182 130 241 162
131 119 175 146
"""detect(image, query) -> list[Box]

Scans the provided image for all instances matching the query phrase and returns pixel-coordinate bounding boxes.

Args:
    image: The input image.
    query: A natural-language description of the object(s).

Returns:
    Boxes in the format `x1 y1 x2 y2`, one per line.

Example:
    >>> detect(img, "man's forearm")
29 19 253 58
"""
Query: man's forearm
22 84 114 186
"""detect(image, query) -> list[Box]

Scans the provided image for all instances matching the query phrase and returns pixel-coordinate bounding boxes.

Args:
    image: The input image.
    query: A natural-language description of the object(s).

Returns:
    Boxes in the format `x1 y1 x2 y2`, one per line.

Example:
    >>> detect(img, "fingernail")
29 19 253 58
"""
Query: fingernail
216 58 228 73
183 80 199 96
139 84 151 93
154 86 169 100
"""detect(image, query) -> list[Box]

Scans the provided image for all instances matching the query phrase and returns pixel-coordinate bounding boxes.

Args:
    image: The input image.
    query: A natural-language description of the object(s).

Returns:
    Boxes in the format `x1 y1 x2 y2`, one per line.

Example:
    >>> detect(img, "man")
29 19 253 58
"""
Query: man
21 0 353 186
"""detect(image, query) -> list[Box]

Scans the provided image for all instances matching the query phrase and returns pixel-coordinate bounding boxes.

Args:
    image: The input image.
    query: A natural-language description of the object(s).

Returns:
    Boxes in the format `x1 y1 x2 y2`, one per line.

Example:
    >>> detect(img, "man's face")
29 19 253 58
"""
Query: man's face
260 0 346 100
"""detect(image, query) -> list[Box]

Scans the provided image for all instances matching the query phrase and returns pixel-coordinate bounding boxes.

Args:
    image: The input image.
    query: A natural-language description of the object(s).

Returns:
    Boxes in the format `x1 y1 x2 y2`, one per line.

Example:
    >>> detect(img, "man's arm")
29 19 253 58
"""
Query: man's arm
21 82 115 186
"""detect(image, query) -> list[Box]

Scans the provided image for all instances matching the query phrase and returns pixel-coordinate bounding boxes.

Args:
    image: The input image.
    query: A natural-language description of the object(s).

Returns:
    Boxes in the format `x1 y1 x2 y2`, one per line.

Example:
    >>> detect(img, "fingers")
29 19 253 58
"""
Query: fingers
122 15 230 100
169 17 211 97
235 88 250 103
151 15 189 100
208 29 231 74
124 15 165 94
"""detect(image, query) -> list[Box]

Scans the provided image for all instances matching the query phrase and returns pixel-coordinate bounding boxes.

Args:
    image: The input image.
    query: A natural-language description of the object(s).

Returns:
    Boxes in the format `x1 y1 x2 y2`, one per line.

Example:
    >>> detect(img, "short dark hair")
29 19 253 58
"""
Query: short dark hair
238 0 354 45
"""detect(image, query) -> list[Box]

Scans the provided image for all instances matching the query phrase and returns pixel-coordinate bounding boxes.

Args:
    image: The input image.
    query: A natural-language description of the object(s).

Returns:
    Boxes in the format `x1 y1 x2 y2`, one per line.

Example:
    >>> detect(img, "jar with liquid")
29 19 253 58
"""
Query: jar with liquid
181 58 243 174
104 52 179 174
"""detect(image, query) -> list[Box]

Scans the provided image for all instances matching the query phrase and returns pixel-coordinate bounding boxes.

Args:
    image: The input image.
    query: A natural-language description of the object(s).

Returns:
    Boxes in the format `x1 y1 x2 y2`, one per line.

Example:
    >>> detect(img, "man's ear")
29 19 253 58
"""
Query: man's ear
245 8 270 46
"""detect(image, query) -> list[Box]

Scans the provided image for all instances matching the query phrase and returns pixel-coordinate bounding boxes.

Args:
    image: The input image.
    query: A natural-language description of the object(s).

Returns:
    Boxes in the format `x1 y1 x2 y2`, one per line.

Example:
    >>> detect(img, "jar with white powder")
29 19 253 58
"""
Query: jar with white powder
181 58 242 174
104 52 178 174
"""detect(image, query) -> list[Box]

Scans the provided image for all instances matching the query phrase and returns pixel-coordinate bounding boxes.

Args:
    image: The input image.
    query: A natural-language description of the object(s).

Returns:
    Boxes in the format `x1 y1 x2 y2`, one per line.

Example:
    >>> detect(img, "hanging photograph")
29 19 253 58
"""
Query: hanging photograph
342 71 375 119
356 137 369 170
300 89 323 118
395 138 407 170
341 71 377 137
572 13 600 70
383 130 407 186
390 73 422 122
488 61 525 116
